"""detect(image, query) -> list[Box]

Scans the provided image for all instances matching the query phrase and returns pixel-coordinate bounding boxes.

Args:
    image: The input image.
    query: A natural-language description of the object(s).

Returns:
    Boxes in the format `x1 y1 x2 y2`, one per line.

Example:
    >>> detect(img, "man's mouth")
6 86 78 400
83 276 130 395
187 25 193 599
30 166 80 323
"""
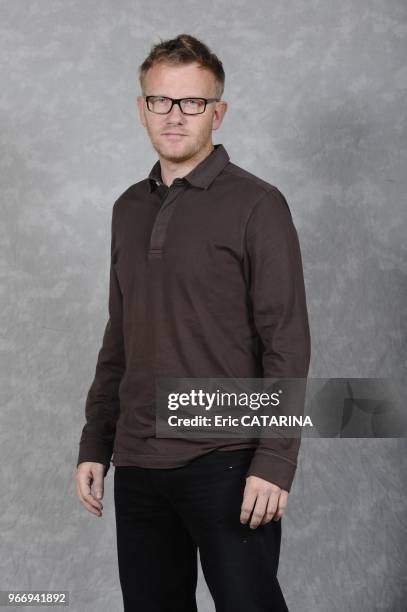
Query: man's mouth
162 133 187 138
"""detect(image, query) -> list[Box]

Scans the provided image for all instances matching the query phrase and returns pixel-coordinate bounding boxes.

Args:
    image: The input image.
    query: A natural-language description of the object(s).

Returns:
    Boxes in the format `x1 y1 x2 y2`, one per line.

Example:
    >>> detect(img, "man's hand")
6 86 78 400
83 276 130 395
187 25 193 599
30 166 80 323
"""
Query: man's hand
240 475 288 529
75 462 106 517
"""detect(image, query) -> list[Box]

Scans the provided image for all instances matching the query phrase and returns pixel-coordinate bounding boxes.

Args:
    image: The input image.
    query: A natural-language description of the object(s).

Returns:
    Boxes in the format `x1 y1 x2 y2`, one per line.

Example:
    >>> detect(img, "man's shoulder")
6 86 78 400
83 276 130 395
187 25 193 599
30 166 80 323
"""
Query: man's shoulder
111 179 151 216
222 160 287 206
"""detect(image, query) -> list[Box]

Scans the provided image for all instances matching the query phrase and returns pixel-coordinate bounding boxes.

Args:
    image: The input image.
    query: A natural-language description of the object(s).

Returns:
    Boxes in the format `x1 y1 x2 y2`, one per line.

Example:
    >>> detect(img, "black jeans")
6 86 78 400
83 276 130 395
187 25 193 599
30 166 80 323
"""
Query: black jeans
114 448 289 612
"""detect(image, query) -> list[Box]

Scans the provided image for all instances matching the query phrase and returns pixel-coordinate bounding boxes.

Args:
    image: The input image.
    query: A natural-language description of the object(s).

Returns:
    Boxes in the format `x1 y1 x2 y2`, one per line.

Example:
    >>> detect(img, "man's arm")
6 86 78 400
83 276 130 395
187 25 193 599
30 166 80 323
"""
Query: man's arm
243 187 311 493
76 201 126 477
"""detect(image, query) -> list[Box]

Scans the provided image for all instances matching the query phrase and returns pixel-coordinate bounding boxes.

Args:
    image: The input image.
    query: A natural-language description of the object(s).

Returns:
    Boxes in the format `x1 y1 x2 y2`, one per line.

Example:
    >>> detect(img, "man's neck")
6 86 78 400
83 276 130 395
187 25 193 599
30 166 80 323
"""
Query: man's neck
159 143 215 187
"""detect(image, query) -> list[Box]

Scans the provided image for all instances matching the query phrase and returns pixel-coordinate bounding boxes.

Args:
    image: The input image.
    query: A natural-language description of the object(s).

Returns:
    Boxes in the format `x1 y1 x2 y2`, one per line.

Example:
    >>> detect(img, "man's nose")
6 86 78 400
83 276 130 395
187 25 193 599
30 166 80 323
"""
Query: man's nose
166 101 185 120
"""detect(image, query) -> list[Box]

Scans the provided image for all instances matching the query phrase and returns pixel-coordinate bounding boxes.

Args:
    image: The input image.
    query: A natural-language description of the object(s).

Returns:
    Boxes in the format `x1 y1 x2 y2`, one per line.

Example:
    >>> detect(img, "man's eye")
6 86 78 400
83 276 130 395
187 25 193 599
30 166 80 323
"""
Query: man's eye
184 99 198 105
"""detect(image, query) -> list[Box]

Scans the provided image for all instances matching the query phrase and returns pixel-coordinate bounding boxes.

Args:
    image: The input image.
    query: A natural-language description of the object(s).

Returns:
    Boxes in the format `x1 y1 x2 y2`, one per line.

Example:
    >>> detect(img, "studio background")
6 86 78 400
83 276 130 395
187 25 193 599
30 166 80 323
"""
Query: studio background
1 1 406 611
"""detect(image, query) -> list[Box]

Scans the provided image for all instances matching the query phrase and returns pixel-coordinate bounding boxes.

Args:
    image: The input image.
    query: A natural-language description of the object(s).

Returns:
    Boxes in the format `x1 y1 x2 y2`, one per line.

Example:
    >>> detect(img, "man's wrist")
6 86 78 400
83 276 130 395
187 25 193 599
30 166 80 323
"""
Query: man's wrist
246 449 297 492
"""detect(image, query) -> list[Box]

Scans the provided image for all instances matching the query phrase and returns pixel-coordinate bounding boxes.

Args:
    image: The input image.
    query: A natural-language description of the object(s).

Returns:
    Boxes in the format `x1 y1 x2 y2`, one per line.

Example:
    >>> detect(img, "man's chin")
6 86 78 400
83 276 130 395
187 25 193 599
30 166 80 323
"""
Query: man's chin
156 141 195 163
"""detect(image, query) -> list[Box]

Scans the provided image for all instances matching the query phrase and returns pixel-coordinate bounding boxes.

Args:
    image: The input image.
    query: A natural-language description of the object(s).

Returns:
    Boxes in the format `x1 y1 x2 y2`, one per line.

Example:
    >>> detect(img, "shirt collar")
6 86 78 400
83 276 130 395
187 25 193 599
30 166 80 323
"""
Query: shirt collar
147 143 230 192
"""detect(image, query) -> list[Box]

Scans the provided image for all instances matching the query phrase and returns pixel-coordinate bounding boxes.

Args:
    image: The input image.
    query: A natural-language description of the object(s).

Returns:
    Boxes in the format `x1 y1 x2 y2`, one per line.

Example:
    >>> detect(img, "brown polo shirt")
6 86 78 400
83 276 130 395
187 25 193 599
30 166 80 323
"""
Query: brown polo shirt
77 143 311 492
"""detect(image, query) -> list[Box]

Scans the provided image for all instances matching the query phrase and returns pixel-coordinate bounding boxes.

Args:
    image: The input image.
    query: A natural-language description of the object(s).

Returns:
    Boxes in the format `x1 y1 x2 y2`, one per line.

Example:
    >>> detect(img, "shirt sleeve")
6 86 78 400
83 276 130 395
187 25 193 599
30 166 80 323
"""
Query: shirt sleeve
76 202 125 476
242 187 311 492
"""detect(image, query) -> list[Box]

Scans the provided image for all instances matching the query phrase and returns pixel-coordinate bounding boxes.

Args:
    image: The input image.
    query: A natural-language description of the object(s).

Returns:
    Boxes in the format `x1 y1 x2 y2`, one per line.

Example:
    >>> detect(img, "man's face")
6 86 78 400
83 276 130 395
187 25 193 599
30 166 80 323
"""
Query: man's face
137 61 227 163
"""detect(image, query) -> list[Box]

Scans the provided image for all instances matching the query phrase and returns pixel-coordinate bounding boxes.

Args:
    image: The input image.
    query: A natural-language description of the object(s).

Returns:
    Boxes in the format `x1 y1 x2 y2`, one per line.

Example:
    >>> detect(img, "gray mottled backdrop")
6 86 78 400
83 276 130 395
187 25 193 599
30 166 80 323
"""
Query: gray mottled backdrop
1 1 406 611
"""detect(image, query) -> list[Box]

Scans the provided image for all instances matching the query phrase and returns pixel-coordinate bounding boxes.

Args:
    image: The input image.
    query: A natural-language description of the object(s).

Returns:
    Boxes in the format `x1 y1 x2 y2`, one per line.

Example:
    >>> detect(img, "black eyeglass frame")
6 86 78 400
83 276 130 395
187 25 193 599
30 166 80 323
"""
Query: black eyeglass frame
144 95 220 115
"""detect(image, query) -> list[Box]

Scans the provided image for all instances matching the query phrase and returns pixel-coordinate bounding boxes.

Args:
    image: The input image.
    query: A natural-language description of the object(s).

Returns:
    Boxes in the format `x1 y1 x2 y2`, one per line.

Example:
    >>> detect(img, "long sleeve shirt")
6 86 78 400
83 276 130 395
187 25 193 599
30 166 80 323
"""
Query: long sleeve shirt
77 143 311 492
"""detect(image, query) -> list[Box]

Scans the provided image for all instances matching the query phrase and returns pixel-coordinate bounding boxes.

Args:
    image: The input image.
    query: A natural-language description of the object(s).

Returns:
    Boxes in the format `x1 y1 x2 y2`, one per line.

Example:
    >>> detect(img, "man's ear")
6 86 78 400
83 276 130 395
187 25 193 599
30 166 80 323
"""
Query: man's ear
212 100 228 131
136 95 147 127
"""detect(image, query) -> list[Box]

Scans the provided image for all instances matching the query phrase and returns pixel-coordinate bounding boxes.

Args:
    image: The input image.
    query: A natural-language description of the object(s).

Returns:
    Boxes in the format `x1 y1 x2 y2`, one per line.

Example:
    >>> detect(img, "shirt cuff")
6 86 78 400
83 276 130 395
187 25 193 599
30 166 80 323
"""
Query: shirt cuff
77 443 111 476
245 449 297 492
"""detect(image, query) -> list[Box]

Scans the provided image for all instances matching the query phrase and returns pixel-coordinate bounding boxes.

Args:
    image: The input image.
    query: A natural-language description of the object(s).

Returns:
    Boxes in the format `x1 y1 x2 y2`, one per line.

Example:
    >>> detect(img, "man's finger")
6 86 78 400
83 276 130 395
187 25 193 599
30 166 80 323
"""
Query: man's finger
240 482 257 524
81 483 103 511
81 496 102 516
273 490 288 521
249 492 269 529
75 479 101 516
260 491 279 525
77 471 103 512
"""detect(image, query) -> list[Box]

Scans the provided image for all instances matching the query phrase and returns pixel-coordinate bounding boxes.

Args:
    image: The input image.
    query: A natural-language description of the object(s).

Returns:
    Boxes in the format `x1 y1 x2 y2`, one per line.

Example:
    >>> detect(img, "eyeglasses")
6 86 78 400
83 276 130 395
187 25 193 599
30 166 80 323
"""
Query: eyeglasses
144 95 220 115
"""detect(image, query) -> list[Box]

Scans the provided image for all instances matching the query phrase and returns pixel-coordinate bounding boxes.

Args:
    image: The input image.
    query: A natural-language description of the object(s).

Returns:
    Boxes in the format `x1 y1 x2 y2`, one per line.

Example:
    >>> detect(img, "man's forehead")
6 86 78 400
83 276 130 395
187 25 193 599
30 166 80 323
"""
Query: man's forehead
145 62 215 90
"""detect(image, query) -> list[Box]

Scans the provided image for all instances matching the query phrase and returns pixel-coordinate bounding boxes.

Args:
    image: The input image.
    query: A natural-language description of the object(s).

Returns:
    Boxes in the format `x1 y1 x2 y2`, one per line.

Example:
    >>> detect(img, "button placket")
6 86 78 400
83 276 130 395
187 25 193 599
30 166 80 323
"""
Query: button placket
148 182 185 258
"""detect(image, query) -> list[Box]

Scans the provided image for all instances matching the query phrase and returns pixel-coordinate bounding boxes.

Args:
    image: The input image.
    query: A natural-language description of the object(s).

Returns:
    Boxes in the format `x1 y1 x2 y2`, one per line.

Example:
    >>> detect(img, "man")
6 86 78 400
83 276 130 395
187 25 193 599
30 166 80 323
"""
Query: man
76 33 311 612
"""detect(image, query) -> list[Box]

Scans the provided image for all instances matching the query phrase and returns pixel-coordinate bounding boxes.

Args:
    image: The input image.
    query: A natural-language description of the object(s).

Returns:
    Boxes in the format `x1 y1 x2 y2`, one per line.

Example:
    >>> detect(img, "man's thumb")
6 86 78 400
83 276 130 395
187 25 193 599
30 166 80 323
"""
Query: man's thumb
93 482 104 499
